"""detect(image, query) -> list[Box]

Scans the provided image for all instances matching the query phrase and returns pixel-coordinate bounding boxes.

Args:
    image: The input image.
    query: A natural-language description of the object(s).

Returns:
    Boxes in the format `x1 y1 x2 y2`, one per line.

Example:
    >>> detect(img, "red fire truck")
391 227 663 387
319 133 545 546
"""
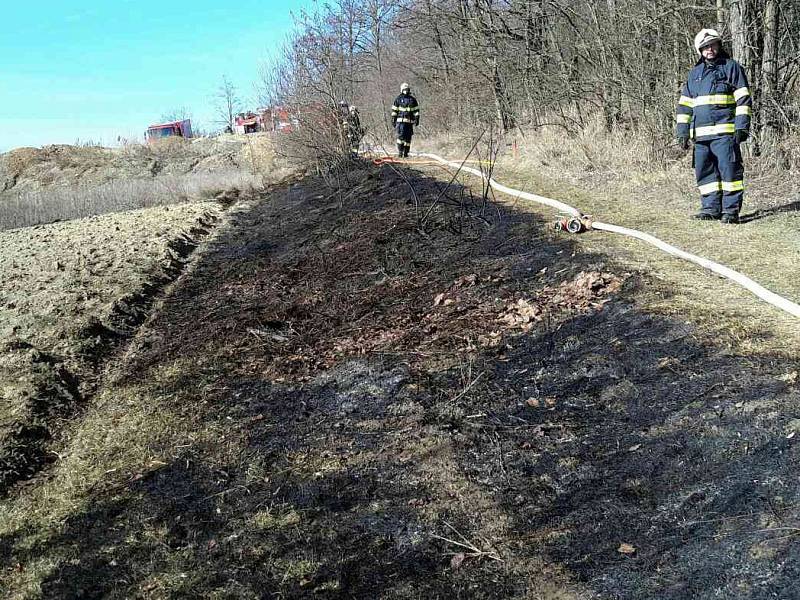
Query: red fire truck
145 119 193 142
234 112 263 134
233 107 297 134
269 106 297 133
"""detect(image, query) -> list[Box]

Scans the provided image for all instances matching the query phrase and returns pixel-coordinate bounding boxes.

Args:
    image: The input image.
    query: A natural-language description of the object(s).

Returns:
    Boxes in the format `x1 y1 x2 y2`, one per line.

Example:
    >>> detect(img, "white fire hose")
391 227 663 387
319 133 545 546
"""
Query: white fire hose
414 152 800 320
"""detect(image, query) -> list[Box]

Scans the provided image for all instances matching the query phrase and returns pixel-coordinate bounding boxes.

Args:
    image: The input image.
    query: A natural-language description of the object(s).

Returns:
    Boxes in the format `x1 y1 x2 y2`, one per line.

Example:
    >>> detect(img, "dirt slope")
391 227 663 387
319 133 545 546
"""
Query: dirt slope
0 135 273 196
2 161 800 598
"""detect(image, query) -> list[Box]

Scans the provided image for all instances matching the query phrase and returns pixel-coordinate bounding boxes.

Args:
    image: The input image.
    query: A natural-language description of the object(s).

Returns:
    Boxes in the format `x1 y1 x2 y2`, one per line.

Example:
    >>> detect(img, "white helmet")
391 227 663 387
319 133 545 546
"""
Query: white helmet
400 82 410 93
694 28 722 54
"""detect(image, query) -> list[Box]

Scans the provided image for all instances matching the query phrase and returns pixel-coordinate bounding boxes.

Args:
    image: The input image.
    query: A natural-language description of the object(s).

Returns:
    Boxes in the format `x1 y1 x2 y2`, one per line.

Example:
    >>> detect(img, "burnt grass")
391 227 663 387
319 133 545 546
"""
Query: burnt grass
4 161 800 599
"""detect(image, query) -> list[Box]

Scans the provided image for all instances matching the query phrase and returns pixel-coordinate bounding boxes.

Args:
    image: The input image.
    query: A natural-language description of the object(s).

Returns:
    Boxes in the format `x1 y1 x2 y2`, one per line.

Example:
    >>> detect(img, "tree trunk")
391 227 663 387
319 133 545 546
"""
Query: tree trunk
760 0 780 151
728 0 749 66
672 15 682 94
730 0 760 157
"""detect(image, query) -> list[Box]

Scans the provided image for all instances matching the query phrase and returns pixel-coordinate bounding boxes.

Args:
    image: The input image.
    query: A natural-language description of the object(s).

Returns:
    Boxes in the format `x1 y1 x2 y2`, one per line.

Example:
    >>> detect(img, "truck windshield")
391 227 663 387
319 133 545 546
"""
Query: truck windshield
148 127 176 138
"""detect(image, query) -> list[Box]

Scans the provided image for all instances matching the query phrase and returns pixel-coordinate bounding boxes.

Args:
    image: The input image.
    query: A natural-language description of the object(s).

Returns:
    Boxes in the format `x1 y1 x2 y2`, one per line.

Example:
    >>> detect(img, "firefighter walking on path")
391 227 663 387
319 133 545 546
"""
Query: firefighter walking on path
391 82 419 158
676 28 752 224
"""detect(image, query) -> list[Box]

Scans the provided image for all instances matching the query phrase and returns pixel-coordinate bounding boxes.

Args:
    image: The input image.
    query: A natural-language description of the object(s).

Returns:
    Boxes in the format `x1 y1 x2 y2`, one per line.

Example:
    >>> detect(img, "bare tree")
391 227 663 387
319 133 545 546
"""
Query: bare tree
160 106 193 123
215 76 241 131
262 0 800 166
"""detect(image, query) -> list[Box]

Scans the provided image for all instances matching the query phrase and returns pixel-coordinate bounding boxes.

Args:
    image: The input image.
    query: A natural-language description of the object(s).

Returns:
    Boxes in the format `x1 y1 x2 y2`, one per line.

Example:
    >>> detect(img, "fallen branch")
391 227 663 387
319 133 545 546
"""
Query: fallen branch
431 520 503 562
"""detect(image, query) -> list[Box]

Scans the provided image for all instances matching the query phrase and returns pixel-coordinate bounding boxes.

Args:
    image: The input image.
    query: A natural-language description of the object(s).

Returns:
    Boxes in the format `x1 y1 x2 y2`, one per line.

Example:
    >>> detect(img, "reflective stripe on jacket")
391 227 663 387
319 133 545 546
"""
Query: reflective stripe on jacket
676 55 751 142
391 94 420 125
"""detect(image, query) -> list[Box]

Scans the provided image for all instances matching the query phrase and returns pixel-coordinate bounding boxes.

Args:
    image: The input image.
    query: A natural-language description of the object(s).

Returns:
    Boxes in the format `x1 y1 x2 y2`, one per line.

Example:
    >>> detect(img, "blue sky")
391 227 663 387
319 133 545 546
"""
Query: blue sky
0 0 312 152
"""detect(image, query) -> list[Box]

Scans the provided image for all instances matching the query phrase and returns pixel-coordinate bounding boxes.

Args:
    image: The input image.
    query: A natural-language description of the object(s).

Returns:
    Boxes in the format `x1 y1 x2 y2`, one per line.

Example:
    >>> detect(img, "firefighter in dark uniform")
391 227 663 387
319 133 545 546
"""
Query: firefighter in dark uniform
676 28 752 224
345 105 363 153
391 82 419 158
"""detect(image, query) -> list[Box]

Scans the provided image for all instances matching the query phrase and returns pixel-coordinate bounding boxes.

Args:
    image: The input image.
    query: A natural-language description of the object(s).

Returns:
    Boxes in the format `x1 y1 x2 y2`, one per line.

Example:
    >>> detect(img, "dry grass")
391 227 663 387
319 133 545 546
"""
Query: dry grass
0 170 261 231
417 119 800 355
0 379 228 599
0 133 290 230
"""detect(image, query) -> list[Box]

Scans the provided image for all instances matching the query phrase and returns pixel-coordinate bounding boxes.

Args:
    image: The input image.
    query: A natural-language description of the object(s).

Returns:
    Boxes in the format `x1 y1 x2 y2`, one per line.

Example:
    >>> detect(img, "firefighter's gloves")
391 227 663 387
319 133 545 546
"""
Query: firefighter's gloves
678 136 690 151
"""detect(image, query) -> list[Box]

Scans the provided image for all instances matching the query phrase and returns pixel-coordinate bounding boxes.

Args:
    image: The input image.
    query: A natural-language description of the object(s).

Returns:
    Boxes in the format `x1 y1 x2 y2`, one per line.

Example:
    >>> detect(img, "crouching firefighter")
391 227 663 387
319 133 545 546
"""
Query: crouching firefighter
676 28 752 224
391 82 420 158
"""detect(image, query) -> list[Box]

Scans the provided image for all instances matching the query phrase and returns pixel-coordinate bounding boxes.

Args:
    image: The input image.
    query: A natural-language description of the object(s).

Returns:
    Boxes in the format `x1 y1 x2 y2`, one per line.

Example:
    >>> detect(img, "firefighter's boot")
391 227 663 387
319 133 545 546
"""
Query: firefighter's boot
721 212 739 224
693 211 721 220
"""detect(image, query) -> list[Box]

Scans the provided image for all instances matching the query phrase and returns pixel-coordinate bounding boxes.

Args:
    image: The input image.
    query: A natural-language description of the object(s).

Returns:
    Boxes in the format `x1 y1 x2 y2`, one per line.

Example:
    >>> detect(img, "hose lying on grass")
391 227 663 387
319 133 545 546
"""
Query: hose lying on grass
405 151 800 320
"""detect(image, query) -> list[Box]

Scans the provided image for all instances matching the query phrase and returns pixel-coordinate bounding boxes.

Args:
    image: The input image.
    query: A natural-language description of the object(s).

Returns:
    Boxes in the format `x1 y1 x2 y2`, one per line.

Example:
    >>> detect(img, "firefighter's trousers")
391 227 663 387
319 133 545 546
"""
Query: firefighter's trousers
396 123 414 157
694 136 745 216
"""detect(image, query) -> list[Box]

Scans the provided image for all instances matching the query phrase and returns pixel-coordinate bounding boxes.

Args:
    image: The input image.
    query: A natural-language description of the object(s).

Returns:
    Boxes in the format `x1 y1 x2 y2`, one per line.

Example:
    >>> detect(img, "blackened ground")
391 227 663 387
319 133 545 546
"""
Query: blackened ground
475 303 800 599
4 160 800 599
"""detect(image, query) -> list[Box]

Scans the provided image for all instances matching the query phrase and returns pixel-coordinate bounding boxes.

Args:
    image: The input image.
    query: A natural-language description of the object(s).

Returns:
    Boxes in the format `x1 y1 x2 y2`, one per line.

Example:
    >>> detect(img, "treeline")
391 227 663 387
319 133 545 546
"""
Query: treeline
265 0 800 159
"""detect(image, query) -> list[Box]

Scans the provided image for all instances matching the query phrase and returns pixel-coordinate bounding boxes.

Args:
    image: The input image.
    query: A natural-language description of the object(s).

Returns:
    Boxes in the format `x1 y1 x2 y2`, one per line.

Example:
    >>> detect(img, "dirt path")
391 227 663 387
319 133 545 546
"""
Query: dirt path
2 162 800 598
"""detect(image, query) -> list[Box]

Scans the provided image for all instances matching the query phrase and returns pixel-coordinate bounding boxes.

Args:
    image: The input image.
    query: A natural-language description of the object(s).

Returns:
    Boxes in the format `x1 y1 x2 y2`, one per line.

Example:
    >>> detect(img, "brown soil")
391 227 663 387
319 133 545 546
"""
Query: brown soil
0 202 222 492
2 161 799 598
